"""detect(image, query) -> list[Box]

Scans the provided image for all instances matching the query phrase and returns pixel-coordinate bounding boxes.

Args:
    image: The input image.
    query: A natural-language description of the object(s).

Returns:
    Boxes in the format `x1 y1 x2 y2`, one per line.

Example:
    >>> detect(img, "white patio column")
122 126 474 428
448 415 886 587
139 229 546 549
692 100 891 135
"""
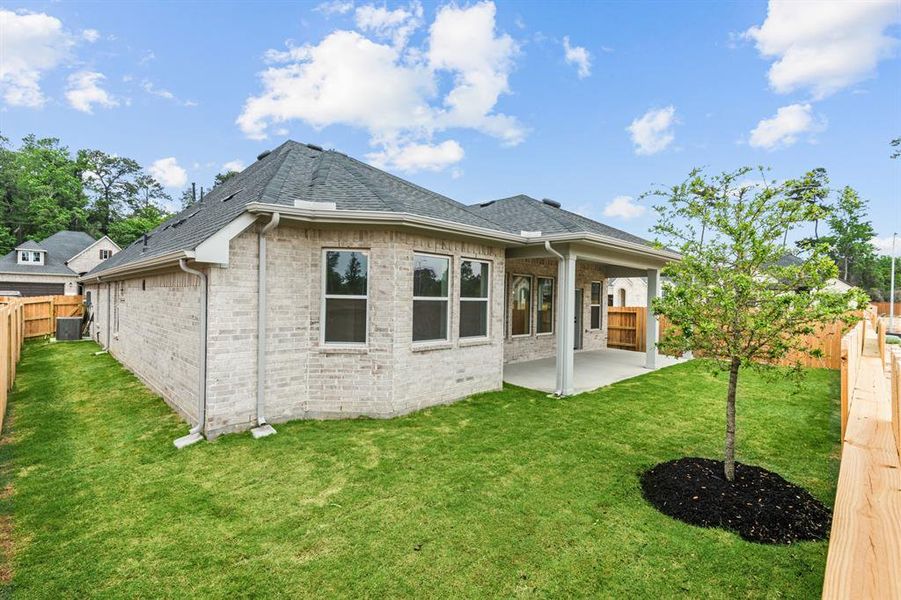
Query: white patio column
559 255 577 395
645 268 660 369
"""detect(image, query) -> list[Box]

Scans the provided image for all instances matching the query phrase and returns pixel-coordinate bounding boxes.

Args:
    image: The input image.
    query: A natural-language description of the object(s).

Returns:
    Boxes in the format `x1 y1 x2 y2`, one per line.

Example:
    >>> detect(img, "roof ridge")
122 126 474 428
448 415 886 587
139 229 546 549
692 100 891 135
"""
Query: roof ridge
259 144 300 204
337 155 401 211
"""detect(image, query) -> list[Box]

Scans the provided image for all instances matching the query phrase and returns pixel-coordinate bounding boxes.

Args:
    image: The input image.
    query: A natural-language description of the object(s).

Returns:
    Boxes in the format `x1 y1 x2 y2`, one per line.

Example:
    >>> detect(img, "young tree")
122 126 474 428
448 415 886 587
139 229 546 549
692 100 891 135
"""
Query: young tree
824 186 876 284
648 167 868 481
77 149 141 235
108 204 170 247
213 170 238 187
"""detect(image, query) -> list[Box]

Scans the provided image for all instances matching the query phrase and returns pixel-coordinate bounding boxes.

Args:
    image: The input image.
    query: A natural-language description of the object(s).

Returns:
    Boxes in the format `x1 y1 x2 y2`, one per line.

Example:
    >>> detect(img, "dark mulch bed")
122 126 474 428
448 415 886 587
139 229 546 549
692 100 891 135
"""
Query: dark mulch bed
639 457 831 544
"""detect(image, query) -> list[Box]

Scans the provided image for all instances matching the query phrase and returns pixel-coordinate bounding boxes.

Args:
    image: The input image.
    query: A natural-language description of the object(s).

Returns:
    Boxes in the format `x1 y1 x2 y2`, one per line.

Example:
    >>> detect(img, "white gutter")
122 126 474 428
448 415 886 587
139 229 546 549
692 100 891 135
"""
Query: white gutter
174 259 208 449
252 212 280 439
244 202 525 246
79 250 195 284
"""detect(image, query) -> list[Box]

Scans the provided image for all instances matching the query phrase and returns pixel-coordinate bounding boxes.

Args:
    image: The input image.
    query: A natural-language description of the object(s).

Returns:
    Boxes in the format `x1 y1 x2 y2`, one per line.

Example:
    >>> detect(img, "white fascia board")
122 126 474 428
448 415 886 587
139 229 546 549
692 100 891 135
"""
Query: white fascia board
78 250 194 283
193 212 259 265
244 202 526 245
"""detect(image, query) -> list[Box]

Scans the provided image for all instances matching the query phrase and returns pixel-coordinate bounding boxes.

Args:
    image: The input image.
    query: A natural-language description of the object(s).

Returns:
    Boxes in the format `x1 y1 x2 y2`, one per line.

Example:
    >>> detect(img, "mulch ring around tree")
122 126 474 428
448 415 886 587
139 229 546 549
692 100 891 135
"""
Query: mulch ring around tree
639 457 831 544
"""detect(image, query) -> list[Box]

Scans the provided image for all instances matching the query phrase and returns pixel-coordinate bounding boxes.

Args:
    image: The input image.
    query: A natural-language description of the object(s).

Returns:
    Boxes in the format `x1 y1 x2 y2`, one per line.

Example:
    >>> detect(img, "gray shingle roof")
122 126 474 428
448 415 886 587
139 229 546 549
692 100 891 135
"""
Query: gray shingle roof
0 230 97 275
15 240 45 251
469 194 655 247
88 140 659 276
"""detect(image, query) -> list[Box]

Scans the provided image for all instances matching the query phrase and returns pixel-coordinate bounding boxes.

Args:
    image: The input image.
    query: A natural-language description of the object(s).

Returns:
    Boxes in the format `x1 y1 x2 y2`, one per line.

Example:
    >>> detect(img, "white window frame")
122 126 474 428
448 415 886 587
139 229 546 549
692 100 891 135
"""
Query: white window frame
320 248 370 347
510 273 533 338
18 252 29 263
535 276 555 335
31 251 43 264
589 281 603 330
459 258 491 340
412 252 452 344
100 249 112 260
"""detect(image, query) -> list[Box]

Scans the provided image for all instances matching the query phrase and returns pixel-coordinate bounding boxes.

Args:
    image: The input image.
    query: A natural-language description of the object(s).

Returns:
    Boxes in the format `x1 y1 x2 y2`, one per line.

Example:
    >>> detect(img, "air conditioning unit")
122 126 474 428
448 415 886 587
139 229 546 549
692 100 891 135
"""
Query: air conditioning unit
56 317 83 341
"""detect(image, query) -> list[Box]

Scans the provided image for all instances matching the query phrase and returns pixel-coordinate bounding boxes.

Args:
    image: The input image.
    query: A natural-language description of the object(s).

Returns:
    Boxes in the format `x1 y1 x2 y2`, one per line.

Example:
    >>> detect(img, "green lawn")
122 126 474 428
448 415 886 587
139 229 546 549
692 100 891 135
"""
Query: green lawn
0 340 840 598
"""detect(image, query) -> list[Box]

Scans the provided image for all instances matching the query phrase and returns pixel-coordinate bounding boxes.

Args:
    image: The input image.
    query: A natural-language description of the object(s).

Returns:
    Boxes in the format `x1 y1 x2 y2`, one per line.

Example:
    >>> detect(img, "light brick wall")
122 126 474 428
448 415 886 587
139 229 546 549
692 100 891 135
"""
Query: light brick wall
67 237 120 275
607 277 647 307
504 258 607 363
86 271 201 423
202 224 506 437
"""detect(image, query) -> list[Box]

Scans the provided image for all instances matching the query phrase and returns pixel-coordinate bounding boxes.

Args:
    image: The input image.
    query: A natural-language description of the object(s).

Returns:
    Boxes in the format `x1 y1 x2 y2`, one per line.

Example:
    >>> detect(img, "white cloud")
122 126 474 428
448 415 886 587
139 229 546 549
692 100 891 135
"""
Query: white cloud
141 79 197 107
0 9 74 107
355 1 422 48
65 71 118 113
627 106 677 155
872 236 901 257
367 139 464 172
316 0 354 15
221 160 245 173
602 195 646 220
149 157 188 188
562 36 591 78
748 103 825 150
744 0 900 99
82 28 100 43
238 1 523 172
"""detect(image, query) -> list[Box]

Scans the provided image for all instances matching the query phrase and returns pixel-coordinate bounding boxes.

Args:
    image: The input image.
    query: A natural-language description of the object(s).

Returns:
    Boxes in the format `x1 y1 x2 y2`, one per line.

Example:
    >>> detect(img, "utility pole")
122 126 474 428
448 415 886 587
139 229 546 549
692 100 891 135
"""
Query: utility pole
888 233 898 333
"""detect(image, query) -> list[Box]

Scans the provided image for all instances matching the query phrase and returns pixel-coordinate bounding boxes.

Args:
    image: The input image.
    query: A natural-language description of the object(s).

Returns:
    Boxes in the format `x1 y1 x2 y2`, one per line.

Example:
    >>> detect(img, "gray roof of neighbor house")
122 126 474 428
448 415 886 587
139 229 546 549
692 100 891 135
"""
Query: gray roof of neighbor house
469 194 655 247
15 240 45 251
0 231 97 275
86 140 664 278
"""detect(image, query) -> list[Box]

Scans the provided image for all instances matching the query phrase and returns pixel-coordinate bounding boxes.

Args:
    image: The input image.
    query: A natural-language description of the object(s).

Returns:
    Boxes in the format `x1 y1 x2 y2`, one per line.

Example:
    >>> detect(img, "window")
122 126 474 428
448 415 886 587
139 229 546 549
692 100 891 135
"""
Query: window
19 252 29 263
323 250 368 344
31 251 42 263
536 277 554 334
460 259 490 338
99 249 112 260
511 275 531 336
590 281 602 329
607 294 614 307
412 253 450 342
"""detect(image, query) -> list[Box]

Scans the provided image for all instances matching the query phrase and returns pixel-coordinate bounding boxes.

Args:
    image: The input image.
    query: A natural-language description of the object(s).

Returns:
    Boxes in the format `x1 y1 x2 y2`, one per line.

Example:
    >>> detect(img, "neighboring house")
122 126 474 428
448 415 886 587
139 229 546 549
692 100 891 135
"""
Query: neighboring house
0 231 120 296
80 141 677 442
607 277 647 307
776 253 854 292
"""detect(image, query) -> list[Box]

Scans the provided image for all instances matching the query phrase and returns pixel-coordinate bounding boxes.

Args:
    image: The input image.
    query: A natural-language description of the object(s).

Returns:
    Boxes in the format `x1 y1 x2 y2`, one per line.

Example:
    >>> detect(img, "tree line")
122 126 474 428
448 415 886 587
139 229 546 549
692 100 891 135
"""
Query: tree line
0 134 237 253
0 132 897 299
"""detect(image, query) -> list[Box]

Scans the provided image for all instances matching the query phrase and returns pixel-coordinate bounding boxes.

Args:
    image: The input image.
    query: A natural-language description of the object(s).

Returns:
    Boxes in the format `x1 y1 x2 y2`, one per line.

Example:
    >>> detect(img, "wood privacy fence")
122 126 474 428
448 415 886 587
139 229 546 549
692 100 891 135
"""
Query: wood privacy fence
609 305 849 368
0 295 84 339
0 299 26 434
824 314 901 598
606 307 671 353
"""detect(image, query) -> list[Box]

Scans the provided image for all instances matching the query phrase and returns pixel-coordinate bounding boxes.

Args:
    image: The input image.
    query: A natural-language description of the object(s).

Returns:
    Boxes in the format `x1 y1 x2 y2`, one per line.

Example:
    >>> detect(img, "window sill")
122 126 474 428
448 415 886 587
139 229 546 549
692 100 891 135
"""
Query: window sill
319 346 369 355
459 337 493 348
536 332 554 337
411 341 453 353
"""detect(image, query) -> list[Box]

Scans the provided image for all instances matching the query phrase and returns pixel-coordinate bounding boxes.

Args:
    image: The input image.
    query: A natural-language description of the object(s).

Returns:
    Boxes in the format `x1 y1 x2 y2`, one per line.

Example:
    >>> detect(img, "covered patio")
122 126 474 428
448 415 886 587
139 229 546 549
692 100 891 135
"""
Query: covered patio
505 237 678 396
504 347 684 394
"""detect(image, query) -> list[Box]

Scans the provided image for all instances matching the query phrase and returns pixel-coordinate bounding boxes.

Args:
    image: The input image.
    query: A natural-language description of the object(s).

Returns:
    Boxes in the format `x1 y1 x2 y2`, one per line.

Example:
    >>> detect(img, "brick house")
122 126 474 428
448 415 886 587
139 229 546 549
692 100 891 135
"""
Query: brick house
81 141 676 446
0 231 120 296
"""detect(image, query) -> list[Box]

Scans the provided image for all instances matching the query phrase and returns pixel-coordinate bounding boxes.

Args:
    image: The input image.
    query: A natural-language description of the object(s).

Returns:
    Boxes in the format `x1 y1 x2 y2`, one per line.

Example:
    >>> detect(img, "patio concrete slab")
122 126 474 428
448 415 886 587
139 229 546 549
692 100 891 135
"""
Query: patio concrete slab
504 347 685 394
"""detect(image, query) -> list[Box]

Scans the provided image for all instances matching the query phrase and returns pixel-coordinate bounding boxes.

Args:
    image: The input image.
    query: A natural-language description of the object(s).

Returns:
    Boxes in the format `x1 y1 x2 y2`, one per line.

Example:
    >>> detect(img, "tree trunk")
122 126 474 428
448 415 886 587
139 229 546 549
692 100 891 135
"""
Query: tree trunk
843 257 849 281
724 357 740 481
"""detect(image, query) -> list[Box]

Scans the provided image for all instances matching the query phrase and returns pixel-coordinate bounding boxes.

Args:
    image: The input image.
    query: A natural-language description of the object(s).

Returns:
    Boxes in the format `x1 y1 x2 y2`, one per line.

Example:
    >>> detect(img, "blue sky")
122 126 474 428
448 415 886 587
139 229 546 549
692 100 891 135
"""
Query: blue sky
2 1 900 250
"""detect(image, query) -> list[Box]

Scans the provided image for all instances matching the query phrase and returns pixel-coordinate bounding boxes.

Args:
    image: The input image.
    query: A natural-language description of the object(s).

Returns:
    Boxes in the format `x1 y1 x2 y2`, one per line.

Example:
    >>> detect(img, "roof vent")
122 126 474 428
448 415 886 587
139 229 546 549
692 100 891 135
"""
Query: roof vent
256 149 271 161
479 200 496 207
542 198 561 208
306 143 324 151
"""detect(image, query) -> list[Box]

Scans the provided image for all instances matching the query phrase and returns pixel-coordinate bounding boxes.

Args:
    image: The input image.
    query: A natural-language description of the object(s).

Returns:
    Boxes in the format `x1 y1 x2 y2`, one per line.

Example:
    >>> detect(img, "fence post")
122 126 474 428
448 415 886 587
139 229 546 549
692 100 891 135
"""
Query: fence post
840 341 849 442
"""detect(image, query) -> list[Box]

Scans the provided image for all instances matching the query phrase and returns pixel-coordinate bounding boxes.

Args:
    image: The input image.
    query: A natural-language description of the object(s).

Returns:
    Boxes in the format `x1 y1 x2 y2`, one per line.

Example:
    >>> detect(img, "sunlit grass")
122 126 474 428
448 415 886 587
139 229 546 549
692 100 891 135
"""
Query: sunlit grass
0 340 839 598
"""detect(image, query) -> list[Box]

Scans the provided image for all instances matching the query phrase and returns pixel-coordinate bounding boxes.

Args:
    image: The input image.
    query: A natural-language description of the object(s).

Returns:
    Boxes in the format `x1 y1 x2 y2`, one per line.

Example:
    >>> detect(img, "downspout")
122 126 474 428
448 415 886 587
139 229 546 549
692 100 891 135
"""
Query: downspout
545 241 566 395
252 212 280 439
106 281 112 350
174 258 208 449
